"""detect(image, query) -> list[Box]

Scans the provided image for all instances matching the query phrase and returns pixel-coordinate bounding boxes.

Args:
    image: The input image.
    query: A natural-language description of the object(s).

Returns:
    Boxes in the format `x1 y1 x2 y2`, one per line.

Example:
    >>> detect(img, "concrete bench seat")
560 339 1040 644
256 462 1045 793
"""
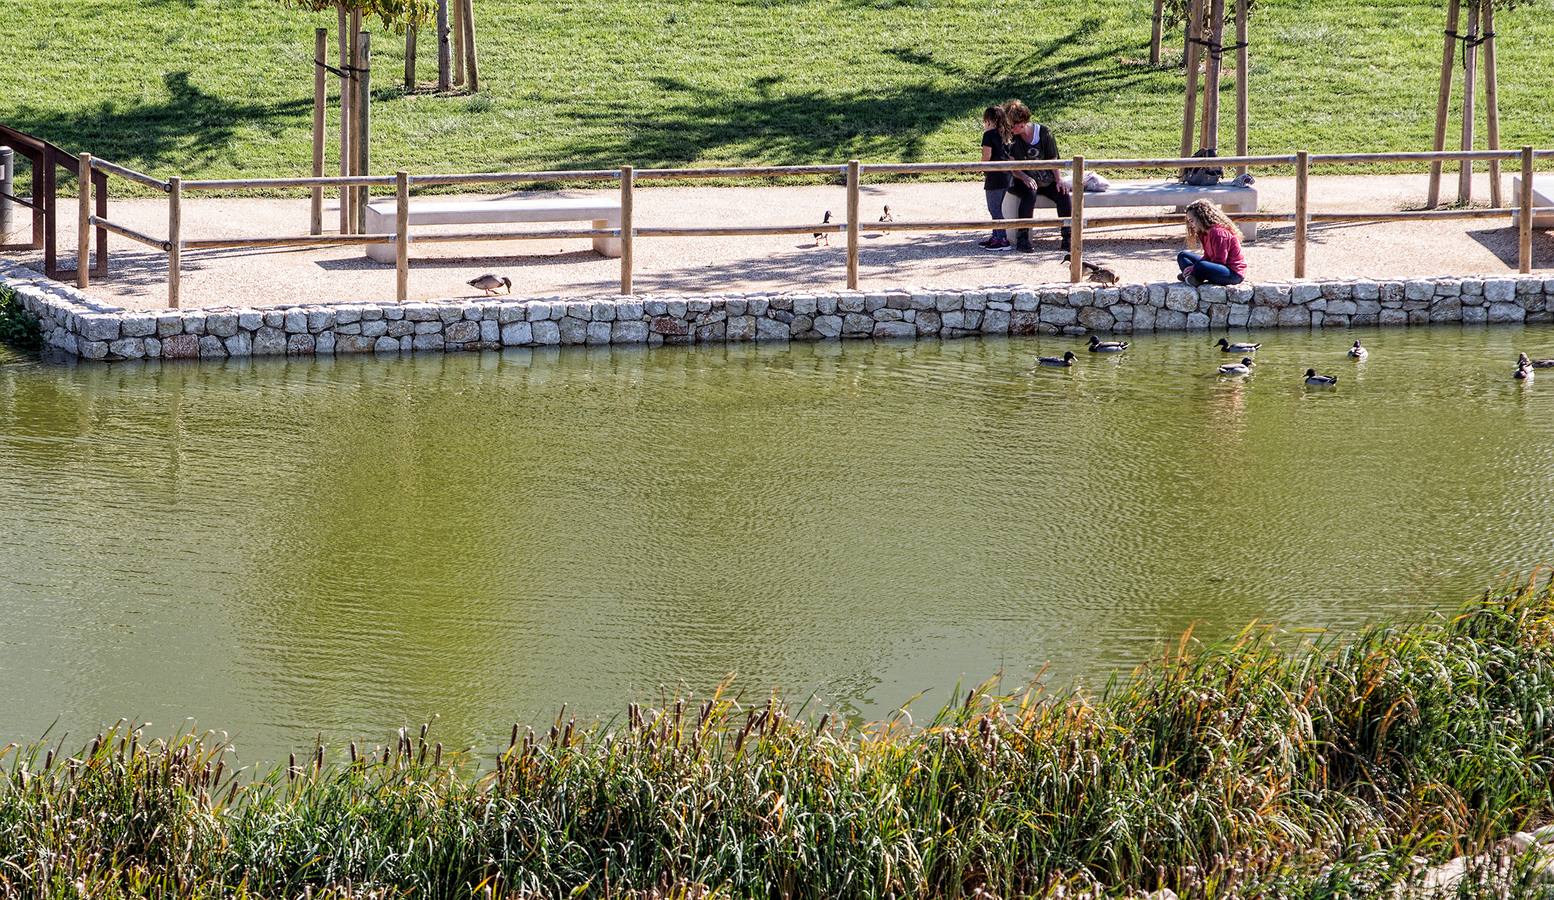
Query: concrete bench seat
1511 175 1554 229
1004 180 1259 240
365 196 622 263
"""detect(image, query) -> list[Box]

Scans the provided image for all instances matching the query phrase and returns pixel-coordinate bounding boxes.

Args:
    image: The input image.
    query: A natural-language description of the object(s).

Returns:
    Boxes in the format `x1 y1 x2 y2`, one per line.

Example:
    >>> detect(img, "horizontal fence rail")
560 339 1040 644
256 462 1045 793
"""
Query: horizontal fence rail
66 147 1553 309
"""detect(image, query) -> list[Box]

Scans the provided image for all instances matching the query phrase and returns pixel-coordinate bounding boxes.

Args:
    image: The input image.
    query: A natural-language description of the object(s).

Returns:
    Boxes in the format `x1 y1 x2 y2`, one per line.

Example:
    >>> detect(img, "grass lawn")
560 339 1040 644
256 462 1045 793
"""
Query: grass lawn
2 0 1552 192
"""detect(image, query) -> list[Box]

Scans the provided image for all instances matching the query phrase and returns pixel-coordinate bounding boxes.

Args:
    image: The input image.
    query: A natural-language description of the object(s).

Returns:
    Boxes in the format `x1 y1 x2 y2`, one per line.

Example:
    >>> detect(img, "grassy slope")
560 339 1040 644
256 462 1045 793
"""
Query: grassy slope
1 0 1552 189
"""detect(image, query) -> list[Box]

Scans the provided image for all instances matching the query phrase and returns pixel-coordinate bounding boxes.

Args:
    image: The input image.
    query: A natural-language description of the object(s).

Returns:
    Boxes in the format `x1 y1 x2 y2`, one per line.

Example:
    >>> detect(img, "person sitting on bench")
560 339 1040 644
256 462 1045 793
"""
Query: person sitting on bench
1177 199 1247 286
1002 100 1070 255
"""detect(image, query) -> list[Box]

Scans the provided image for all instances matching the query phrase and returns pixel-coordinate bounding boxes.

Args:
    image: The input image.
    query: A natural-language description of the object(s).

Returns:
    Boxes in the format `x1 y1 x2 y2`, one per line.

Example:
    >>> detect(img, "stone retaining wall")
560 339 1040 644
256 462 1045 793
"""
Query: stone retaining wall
4 262 1552 362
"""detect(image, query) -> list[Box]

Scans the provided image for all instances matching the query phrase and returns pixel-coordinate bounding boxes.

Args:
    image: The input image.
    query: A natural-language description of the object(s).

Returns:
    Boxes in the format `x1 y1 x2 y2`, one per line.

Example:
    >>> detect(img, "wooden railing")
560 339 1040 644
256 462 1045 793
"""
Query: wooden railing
73 148 1554 309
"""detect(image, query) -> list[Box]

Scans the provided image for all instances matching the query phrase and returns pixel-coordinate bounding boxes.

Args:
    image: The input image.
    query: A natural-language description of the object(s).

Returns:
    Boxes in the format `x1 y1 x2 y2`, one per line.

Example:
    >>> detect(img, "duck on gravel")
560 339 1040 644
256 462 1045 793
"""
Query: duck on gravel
467 274 512 296
1218 357 1256 376
1088 336 1130 353
1304 368 1339 387
1216 338 1260 354
1038 351 1078 368
1348 340 1368 360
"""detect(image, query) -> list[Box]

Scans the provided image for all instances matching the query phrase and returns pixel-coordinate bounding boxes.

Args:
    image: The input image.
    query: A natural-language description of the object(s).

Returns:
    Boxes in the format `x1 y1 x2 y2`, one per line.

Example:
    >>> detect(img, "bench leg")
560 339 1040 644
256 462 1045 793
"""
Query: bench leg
365 206 396 263
594 218 622 258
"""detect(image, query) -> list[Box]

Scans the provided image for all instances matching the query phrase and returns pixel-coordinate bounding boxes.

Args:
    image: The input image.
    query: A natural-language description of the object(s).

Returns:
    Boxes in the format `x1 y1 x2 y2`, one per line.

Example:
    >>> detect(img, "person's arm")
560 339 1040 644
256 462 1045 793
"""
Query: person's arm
1041 127 1070 195
981 145 994 163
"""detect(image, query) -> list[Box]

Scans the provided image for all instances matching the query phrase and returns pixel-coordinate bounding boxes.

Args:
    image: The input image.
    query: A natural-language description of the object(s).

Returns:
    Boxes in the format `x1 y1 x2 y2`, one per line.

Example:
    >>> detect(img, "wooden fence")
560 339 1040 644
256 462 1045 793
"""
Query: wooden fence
72 148 1554 309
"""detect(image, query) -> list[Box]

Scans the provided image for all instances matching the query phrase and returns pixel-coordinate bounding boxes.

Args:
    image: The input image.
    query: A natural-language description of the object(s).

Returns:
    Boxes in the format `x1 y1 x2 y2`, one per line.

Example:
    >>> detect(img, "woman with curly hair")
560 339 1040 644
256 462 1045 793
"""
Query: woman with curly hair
1178 199 1247 286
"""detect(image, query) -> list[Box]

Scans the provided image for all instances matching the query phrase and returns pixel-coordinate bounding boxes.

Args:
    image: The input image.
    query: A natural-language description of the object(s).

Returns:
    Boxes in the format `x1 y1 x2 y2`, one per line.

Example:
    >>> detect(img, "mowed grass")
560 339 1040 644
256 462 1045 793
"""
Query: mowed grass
1 0 1552 193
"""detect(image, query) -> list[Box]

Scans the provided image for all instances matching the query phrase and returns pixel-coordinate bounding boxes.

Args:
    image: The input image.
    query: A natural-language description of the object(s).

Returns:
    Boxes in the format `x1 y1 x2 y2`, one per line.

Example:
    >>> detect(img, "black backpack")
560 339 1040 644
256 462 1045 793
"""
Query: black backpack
1183 148 1223 186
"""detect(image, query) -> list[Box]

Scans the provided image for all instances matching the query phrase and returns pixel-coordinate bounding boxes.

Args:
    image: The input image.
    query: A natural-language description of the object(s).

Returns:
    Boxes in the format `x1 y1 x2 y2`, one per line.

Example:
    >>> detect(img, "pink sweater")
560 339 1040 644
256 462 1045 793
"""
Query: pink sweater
1200 225 1247 276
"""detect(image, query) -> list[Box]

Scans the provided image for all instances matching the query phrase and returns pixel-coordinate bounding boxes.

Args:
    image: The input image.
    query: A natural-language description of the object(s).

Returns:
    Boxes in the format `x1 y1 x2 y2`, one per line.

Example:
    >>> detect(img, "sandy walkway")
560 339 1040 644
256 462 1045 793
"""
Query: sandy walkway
5 174 1550 311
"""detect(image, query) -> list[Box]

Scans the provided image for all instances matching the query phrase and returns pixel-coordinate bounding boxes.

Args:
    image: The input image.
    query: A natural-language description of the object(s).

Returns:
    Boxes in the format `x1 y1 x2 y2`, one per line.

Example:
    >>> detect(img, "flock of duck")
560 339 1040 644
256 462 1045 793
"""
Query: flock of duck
1036 336 1552 385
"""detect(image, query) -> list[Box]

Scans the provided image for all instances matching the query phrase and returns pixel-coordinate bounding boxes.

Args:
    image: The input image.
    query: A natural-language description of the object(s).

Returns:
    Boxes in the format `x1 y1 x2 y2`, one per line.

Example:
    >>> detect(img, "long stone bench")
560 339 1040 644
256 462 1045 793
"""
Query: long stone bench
1004 180 1259 240
365 197 622 263
1511 175 1554 229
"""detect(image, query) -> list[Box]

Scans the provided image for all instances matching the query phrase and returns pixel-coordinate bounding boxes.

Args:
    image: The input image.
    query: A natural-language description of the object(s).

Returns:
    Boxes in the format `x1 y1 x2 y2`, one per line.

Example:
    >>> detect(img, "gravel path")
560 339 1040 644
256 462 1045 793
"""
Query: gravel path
5 174 1549 311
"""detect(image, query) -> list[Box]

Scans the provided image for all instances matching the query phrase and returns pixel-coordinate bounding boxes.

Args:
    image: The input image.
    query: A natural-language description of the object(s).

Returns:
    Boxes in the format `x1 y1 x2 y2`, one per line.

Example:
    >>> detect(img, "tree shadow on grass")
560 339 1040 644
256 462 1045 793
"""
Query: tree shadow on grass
554 19 1163 170
6 72 310 174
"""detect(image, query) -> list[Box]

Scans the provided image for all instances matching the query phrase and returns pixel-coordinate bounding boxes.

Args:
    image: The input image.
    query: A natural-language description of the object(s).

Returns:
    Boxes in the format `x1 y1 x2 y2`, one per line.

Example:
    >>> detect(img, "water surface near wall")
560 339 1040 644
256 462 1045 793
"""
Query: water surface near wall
2 327 1551 761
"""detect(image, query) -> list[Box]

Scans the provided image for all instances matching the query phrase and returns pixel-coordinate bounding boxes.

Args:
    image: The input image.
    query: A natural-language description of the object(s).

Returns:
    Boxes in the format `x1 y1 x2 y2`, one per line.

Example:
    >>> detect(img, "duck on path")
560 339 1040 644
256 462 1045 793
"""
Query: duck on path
1038 351 1078 368
1304 369 1339 387
467 274 512 296
1088 335 1130 353
814 211 833 246
1348 340 1368 360
1216 338 1260 354
1218 357 1256 376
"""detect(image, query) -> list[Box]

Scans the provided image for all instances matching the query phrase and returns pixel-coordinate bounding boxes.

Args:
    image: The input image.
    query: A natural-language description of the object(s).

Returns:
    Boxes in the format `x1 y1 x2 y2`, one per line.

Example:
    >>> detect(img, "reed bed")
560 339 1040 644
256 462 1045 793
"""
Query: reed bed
7 580 1554 898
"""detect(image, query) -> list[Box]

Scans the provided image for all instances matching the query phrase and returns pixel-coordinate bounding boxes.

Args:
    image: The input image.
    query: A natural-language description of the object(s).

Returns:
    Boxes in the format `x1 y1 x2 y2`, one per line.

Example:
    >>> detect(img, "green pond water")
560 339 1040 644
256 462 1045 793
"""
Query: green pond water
2 327 1552 762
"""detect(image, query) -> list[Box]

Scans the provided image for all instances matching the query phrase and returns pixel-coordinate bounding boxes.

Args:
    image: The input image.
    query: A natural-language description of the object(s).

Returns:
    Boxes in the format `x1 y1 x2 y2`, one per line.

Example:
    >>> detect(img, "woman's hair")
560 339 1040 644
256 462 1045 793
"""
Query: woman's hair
1185 199 1237 233
1001 100 1031 127
982 105 1010 140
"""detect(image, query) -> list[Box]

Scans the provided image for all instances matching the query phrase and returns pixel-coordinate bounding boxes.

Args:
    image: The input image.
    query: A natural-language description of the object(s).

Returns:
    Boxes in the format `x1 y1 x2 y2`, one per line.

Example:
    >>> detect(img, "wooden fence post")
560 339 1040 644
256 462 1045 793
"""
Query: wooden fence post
846 159 860 290
93 172 107 277
1483 0 1502 208
620 165 633 295
1427 0 1460 207
0 146 11 239
1294 150 1309 279
29 147 43 250
311 27 326 236
396 170 410 301
461 0 480 92
168 176 182 309
1457 0 1480 205
76 153 91 289
338 7 353 234
1070 156 1085 284
1520 146 1534 275
1149 0 1164 66
356 31 371 235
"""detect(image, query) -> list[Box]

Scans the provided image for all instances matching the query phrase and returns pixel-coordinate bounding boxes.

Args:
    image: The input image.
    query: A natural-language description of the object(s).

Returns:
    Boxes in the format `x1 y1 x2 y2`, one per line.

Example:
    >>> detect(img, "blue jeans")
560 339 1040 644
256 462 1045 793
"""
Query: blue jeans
1178 251 1243 285
985 189 1007 242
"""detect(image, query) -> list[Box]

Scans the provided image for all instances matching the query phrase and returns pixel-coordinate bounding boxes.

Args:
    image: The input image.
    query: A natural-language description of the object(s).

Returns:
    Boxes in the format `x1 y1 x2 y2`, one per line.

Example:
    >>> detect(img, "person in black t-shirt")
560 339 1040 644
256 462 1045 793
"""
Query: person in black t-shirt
1002 100 1072 255
979 105 1013 251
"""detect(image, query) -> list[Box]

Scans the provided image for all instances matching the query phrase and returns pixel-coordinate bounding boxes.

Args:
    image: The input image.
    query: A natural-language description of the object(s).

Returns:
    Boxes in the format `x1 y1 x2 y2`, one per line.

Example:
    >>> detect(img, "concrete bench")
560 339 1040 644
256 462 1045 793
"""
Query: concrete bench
365 197 622 263
1511 175 1554 229
1004 180 1259 240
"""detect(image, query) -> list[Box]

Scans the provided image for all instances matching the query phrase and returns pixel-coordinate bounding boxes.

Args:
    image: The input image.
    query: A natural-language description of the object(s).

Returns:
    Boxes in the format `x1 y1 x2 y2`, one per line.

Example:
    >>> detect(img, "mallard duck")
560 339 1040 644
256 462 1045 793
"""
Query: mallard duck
814 210 832 246
1218 357 1255 376
1216 338 1260 353
878 206 894 223
1518 352 1554 369
1347 340 1368 360
1515 363 1535 382
1088 335 1130 353
1037 351 1078 368
467 273 512 296
1303 368 1339 387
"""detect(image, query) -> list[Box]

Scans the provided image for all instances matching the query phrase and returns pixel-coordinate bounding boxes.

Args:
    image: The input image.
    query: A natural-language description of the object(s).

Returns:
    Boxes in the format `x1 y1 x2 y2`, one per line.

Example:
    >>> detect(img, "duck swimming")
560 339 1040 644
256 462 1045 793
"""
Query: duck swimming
1515 362 1535 382
1218 357 1255 376
1518 352 1554 369
1303 368 1339 387
1216 338 1261 353
1088 336 1130 353
1038 351 1078 368
1348 340 1368 360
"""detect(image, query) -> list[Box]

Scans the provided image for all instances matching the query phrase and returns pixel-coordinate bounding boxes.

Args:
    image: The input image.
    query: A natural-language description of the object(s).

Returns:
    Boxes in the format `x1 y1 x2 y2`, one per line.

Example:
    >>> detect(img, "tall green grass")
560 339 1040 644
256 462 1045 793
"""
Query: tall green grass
7 580 1554 897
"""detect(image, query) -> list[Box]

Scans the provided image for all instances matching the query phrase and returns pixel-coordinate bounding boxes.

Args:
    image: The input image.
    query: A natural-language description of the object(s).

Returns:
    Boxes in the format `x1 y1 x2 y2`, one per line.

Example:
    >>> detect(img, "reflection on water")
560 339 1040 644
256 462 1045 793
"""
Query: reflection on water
2 327 1553 761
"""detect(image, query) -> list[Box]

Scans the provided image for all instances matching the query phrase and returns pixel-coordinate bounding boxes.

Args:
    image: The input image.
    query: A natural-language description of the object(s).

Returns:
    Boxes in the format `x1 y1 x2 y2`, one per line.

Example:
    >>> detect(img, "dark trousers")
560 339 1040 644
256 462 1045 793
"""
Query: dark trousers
984 189 1007 242
1008 179 1072 251
1177 251 1244 285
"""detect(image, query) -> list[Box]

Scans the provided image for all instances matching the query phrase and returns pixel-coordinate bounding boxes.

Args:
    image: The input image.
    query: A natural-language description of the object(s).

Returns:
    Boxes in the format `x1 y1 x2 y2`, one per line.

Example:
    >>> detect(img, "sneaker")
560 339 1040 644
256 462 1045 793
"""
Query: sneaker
978 238 996 248
1184 274 1204 287
983 239 1012 252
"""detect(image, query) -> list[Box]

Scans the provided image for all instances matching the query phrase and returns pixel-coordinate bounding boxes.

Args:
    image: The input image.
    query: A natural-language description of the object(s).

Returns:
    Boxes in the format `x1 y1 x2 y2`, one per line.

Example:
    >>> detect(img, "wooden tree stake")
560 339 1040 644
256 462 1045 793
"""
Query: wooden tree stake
1201 0 1226 151
452 0 465 87
1458 0 1480 205
436 0 451 91
338 6 352 233
1483 0 1502 207
1427 0 1461 207
312 27 326 236
356 30 371 235
461 0 479 92
1150 0 1164 66
1234 0 1249 175
1180 0 1203 159
404 23 418 91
